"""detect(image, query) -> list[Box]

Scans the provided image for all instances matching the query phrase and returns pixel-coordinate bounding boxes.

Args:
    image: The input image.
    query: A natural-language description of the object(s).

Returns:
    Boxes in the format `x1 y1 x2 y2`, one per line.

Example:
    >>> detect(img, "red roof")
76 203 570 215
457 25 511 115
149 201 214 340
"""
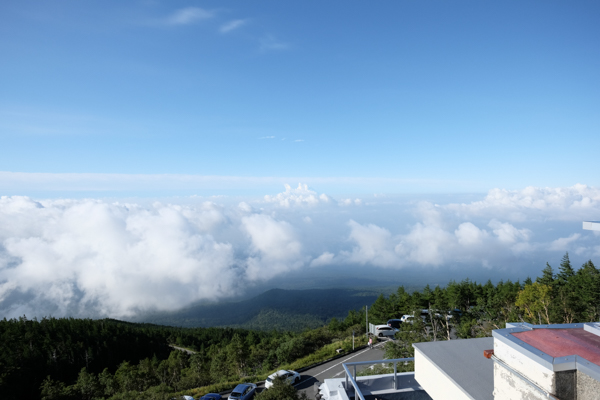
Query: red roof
512 328 600 366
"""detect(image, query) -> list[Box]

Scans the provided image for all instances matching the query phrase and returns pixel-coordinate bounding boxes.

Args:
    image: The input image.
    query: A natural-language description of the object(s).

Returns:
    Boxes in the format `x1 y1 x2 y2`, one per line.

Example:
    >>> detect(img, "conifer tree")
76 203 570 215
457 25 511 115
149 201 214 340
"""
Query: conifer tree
537 263 554 286
557 252 575 284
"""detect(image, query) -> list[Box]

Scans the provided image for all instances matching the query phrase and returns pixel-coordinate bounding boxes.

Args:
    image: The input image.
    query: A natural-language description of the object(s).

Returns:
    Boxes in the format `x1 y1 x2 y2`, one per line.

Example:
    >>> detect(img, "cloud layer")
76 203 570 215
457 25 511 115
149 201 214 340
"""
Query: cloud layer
1 184 599 319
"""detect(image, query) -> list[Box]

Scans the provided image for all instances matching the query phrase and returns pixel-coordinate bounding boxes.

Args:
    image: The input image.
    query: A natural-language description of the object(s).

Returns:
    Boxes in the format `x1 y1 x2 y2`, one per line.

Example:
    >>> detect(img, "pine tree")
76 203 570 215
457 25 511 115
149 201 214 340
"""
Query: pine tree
557 252 575 284
537 263 555 286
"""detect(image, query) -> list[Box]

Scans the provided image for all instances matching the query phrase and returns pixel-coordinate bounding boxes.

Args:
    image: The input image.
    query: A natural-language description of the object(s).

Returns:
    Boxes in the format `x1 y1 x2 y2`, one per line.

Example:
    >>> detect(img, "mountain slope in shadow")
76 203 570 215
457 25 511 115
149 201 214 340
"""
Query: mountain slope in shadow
138 288 380 331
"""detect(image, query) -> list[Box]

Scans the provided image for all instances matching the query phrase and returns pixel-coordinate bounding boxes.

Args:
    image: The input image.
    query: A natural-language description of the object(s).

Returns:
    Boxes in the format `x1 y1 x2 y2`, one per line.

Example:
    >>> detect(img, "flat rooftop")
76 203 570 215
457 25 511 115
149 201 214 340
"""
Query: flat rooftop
414 337 494 400
513 328 600 366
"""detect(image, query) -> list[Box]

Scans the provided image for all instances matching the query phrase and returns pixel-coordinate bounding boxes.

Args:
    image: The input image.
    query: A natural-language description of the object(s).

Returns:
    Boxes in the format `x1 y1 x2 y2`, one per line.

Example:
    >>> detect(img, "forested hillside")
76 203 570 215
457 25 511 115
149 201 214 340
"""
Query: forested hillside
0 312 366 400
2 253 598 400
366 253 600 343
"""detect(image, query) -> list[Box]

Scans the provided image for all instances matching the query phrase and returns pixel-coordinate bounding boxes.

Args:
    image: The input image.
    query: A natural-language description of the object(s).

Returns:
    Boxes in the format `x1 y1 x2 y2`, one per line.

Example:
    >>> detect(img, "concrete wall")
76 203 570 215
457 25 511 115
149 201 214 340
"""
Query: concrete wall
577 370 600 400
493 339 556 393
492 362 549 400
414 347 472 400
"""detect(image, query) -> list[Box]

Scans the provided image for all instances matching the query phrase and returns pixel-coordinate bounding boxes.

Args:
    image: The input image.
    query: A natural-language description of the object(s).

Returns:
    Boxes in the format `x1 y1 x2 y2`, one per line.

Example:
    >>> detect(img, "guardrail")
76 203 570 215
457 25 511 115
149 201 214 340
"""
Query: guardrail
341 357 414 400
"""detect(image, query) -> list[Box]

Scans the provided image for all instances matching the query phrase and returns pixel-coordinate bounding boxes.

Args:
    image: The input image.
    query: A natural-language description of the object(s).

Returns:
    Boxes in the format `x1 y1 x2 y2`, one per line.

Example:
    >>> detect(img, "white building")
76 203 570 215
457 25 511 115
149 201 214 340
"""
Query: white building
318 322 600 400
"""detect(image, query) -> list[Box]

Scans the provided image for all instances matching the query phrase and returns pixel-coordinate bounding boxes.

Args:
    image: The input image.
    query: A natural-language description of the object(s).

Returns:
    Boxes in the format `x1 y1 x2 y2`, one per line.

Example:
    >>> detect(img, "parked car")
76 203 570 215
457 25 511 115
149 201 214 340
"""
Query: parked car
199 394 222 400
400 310 428 323
387 319 402 329
373 324 399 337
229 383 257 400
265 369 301 388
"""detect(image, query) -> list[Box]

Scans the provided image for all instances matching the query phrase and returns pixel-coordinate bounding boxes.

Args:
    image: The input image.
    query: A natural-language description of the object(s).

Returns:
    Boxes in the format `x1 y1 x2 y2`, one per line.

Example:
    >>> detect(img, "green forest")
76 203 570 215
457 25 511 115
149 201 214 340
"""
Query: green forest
1 253 598 400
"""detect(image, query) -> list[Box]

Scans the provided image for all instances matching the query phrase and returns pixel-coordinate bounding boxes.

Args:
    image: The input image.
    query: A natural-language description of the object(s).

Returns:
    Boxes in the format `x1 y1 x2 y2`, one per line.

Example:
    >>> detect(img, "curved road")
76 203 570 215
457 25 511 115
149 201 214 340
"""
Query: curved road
293 341 386 398
175 339 390 399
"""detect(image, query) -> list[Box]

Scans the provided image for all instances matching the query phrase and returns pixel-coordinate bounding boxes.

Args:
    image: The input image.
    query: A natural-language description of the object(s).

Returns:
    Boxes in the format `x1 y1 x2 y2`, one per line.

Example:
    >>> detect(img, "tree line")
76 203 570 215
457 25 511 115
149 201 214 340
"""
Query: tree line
0 314 363 400
365 253 599 370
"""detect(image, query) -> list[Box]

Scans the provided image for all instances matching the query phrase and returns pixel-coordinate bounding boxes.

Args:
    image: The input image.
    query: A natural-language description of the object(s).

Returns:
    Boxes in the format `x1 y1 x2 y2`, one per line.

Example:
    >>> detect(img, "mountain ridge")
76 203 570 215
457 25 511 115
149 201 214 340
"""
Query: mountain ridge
135 287 380 331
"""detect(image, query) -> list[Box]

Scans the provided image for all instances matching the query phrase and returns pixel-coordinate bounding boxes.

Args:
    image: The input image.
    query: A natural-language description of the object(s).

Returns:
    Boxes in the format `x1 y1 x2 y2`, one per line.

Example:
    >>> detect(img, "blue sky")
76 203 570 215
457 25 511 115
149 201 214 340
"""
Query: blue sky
1 1 600 318
1 0 599 196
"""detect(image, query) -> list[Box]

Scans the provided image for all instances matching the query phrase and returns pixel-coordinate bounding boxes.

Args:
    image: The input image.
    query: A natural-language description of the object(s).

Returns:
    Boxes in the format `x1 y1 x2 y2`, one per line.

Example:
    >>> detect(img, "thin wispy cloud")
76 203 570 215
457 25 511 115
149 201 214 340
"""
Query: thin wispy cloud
0 172 473 195
259 136 275 139
259 35 289 51
165 7 214 26
220 19 247 33
294 139 304 142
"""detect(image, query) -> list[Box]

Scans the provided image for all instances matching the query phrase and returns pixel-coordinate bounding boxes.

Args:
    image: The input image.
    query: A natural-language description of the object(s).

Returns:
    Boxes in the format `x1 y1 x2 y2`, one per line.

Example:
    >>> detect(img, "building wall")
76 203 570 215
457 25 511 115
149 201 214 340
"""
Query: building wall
414 348 472 400
493 340 556 393
577 370 600 400
492 362 549 400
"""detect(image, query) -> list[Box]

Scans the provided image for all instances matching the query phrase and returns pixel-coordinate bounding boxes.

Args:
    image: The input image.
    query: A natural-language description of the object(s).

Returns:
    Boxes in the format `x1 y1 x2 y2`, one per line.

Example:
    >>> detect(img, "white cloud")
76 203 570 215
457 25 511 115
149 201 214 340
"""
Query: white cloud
0 198 237 318
340 198 362 206
220 19 247 33
328 185 600 269
549 233 581 251
242 214 303 281
264 183 331 207
446 184 600 222
1 184 600 319
238 202 253 213
395 222 454 266
165 7 213 25
343 220 401 268
488 219 531 243
310 252 335 267
455 222 487 246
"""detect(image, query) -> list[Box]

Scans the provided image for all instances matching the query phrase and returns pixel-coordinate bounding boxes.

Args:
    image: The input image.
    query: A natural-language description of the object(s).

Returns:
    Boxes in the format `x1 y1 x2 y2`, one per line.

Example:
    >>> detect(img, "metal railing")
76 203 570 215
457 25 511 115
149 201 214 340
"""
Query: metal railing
342 358 414 400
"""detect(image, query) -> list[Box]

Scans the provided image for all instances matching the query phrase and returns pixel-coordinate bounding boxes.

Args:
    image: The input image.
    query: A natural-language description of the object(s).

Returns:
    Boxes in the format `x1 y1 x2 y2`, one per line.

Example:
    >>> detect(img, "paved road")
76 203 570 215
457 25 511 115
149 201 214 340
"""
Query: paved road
293 340 387 398
196 340 390 399
170 345 196 355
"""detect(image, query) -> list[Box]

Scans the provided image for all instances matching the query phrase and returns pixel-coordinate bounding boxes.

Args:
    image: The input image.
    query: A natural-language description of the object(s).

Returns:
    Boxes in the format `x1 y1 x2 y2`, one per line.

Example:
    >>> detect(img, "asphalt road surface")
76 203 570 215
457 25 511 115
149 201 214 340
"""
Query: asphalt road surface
293 340 387 399
212 340 388 399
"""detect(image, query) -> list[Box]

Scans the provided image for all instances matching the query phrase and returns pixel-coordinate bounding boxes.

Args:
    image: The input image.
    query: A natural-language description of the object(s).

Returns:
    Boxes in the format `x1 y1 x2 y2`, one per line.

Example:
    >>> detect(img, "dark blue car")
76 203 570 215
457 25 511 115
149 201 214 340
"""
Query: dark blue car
199 394 222 400
229 383 257 400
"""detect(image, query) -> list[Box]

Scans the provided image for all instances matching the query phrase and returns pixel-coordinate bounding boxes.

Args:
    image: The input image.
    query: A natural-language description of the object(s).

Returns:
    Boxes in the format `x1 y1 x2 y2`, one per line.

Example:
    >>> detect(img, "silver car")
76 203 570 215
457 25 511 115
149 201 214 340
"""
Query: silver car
265 369 301 388
373 324 399 337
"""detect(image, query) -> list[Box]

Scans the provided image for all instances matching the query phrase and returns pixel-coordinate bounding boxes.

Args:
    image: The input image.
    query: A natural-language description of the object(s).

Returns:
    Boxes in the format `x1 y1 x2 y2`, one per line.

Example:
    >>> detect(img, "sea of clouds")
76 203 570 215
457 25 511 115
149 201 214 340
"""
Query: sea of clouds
1 183 599 319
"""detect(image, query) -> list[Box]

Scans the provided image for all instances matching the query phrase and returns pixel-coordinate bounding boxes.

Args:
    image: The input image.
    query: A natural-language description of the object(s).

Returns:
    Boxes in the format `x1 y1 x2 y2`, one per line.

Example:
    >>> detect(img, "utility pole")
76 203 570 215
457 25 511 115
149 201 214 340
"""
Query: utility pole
353 330 355 350
366 305 368 339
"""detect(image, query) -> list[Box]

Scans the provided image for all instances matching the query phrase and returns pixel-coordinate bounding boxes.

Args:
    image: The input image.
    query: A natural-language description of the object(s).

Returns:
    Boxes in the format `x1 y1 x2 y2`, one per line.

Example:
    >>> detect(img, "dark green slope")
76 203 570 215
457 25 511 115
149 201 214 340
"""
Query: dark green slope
139 288 379 330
